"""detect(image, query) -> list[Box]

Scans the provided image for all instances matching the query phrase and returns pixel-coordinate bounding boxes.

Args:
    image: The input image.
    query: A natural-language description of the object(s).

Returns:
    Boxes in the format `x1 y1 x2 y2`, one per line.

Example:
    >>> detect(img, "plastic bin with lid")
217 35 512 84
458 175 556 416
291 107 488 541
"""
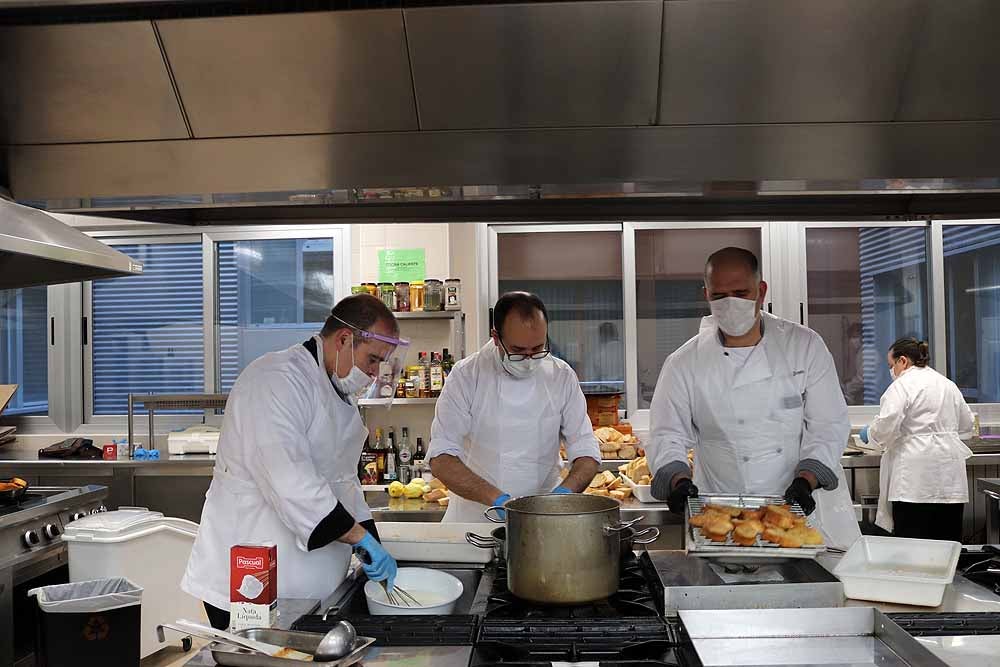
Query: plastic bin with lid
62 507 202 658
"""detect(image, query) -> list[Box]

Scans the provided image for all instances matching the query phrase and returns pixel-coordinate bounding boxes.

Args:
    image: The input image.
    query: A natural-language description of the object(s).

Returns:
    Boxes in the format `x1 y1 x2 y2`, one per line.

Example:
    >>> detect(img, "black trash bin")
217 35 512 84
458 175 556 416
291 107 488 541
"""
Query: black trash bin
29 577 143 667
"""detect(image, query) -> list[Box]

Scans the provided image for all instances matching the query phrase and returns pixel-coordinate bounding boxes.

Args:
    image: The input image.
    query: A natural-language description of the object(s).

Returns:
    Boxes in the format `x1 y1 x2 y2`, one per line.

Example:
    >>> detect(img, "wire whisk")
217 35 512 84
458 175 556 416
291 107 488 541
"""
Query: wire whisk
381 580 422 607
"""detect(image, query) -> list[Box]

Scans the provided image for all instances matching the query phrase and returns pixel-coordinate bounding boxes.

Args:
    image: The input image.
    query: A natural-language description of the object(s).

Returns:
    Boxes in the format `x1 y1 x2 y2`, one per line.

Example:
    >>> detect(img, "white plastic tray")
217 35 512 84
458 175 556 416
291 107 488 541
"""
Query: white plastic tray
375 521 492 564
833 535 961 607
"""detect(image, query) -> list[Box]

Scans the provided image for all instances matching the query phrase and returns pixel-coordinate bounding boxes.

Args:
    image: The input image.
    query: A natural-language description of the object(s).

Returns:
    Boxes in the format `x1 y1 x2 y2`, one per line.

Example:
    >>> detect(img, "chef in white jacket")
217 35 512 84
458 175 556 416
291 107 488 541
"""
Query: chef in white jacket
860 337 975 541
182 294 403 629
428 292 601 522
648 247 861 551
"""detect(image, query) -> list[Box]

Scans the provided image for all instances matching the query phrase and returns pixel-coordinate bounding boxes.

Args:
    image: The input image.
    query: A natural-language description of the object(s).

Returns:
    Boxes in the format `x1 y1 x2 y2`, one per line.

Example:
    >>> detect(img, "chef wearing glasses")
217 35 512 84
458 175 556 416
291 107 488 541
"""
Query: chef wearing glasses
427 291 601 522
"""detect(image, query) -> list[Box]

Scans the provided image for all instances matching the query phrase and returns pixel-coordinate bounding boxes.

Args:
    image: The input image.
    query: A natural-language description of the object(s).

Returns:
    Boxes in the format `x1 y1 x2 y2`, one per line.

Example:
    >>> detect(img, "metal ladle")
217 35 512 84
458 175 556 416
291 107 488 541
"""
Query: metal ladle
313 620 358 662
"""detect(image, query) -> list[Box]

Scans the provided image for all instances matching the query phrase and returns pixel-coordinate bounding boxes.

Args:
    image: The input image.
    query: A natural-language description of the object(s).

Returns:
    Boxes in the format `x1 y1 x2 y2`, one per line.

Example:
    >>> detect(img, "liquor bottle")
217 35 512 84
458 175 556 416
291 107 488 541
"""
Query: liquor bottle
414 437 426 466
430 353 444 397
415 352 428 399
359 431 379 484
373 427 387 483
385 428 398 482
420 352 432 398
398 427 413 467
442 348 454 380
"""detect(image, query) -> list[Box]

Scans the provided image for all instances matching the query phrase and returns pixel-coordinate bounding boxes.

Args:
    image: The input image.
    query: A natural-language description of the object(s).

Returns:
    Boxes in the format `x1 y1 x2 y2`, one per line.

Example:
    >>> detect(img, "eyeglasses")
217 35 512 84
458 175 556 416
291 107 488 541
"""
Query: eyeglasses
498 336 550 362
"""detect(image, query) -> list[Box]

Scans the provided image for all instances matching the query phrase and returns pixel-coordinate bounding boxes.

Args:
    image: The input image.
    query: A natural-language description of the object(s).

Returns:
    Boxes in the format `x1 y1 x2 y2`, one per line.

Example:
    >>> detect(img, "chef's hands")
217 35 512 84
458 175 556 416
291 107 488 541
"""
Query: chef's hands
859 425 870 445
356 531 398 591
665 477 699 514
784 476 816 516
552 486 573 494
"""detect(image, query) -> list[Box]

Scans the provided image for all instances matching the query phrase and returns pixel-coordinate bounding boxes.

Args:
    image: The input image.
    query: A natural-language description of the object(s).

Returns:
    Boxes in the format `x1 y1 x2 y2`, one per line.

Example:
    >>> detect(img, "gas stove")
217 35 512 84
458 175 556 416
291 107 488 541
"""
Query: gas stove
469 554 695 666
294 554 701 666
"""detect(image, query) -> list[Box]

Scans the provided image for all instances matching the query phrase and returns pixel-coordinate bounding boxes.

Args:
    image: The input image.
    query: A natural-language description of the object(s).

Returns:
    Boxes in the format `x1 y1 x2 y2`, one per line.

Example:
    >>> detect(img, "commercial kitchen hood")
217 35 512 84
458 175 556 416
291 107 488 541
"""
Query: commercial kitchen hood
0 197 142 288
2 0 1000 204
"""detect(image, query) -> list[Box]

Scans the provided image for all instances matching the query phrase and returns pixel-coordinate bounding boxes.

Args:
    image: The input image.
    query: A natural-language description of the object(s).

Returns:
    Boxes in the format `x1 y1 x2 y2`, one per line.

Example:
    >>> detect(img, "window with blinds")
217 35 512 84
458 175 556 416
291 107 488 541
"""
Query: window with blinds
216 238 334 392
91 242 205 415
0 286 48 415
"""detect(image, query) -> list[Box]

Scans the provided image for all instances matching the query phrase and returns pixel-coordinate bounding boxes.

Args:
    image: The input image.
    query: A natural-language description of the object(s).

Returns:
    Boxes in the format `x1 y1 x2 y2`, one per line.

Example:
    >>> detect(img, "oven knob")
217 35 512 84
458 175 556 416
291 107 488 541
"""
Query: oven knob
71 512 86 522
23 530 41 548
44 524 61 540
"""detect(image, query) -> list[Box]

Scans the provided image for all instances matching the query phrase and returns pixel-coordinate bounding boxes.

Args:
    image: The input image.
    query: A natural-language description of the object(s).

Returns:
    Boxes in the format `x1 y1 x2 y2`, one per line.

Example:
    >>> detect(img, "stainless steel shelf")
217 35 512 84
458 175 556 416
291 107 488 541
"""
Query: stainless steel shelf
393 310 462 320
359 398 438 407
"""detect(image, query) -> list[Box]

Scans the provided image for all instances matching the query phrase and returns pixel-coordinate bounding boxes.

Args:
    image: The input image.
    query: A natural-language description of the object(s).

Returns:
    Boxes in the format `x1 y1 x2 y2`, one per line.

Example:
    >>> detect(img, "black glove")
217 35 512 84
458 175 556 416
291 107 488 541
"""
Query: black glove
667 478 699 515
784 477 816 516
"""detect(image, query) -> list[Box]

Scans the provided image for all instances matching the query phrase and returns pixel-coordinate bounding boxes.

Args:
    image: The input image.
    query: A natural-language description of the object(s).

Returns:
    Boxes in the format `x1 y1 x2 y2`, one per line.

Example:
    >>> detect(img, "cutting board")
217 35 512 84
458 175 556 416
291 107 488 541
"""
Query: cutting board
0 385 17 416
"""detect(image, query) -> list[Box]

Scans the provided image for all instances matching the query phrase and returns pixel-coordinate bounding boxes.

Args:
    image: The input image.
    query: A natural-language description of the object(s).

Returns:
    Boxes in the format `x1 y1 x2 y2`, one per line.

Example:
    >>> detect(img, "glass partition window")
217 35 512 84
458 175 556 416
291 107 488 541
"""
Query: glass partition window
805 227 929 406
497 231 624 394
635 228 762 408
0 287 48 416
91 243 205 415
216 238 335 391
944 225 1000 403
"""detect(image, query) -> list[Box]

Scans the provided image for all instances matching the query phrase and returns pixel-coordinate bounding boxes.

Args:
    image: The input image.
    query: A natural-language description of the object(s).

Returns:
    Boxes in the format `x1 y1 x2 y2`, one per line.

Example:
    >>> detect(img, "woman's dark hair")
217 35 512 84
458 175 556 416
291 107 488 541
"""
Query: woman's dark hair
890 337 930 367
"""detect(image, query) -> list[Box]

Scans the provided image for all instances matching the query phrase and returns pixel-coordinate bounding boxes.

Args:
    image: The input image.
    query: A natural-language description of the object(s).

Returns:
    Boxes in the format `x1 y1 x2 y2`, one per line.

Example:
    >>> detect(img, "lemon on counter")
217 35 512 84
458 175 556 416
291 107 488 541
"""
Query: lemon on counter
404 480 426 499
387 481 406 498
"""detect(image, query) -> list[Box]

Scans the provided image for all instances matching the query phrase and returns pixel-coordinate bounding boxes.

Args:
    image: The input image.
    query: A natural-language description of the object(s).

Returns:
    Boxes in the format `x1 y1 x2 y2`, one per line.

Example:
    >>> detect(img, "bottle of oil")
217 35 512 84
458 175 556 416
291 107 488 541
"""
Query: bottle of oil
430 352 445 397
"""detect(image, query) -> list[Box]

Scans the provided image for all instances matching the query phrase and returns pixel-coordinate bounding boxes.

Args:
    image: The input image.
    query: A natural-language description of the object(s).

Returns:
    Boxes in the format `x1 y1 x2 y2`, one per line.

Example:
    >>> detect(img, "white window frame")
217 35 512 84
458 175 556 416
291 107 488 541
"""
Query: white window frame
624 221 773 425
791 220 932 426
73 223 350 432
203 225 350 393
937 218 1000 426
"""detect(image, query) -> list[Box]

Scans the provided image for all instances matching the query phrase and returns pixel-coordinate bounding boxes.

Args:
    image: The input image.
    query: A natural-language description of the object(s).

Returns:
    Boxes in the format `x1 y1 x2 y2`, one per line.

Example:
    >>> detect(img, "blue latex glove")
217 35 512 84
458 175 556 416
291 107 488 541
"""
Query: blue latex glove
492 493 512 520
133 447 148 460
859 425 870 445
146 449 161 460
552 486 573 494
356 532 397 591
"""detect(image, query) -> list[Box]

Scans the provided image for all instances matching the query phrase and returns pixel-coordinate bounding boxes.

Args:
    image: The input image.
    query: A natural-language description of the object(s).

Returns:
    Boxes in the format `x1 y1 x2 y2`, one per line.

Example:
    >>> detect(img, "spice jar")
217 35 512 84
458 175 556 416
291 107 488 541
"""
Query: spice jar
445 278 462 311
364 282 379 296
378 282 397 311
395 282 411 312
424 279 444 311
351 285 367 295
409 282 425 311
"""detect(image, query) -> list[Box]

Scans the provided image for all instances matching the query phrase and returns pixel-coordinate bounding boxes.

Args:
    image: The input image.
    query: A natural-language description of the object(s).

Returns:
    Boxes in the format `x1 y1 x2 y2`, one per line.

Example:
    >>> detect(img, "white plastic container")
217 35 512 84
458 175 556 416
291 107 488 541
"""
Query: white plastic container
167 425 220 454
621 474 657 503
376 522 492 564
62 507 202 657
364 567 464 615
833 535 961 607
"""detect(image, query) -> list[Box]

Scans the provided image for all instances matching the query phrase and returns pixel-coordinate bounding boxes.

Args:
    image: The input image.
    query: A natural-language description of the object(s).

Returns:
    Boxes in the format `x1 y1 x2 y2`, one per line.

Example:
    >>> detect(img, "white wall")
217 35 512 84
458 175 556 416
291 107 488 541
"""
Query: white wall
351 223 451 285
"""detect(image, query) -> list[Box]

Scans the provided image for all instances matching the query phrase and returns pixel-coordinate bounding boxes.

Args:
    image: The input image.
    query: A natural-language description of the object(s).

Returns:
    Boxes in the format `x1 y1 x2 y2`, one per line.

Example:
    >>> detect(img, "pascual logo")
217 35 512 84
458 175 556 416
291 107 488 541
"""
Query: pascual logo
236 556 264 569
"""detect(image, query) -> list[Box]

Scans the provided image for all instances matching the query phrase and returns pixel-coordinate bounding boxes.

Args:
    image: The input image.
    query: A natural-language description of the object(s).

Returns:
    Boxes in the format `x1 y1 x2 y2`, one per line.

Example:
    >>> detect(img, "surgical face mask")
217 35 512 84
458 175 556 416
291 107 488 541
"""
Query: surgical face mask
333 334 375 395
709 296 759 337
502 355 544 379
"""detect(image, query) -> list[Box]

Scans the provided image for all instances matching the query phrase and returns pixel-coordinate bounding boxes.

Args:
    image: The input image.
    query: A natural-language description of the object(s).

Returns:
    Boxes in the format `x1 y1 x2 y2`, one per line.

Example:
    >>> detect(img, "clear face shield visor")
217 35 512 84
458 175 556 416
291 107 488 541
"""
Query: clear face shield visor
335 316 410 407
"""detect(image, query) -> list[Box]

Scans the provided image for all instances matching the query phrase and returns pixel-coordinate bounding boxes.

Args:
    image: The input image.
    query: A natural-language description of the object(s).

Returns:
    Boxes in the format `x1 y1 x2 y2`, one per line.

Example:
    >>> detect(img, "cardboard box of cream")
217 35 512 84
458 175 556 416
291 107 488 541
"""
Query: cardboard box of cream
230 543 277 631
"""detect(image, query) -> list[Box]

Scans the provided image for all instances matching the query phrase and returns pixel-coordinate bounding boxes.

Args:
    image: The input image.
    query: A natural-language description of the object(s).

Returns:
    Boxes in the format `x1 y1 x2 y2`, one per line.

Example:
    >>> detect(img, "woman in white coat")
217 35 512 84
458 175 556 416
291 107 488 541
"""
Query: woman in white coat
182 294 403 629
861 338 975 541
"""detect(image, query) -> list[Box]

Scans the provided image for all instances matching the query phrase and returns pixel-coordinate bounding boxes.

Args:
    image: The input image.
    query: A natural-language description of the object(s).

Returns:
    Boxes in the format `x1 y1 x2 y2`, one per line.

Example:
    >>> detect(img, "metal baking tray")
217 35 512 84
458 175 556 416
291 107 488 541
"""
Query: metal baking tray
686 494 825 559
210 629 375 666
680 607 948 666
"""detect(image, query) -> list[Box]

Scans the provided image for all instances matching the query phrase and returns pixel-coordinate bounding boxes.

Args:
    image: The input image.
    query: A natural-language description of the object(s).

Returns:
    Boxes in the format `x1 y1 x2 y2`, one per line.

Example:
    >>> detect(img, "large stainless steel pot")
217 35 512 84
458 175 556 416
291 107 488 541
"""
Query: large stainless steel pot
484 494 640 604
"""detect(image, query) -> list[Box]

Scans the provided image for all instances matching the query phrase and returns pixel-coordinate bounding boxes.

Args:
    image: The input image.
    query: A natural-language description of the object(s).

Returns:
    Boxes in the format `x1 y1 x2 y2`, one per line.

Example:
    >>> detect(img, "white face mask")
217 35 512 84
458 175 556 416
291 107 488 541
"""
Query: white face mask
332 334 375 395
709 296 759 337
502 355 544 380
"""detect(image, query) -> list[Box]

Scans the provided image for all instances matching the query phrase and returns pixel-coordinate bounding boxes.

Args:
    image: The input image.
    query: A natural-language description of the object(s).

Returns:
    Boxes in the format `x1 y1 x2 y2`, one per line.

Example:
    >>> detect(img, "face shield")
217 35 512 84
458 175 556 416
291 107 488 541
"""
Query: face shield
334 316 410 407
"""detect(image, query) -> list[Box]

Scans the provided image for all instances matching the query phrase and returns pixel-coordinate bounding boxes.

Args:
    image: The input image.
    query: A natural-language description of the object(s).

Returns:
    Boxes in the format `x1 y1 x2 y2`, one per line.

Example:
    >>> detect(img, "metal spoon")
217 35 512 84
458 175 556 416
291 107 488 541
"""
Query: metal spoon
313 620 358 662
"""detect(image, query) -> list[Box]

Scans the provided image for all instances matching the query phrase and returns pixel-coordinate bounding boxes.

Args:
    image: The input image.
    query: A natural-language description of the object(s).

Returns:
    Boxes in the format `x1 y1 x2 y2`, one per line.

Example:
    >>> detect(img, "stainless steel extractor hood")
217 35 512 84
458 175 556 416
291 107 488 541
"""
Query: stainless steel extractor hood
0 197 142 288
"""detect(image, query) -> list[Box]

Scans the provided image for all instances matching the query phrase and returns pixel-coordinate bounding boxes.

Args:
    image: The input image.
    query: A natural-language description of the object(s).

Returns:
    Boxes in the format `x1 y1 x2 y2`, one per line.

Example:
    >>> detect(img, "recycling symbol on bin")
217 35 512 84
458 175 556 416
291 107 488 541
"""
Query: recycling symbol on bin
82 615 110 641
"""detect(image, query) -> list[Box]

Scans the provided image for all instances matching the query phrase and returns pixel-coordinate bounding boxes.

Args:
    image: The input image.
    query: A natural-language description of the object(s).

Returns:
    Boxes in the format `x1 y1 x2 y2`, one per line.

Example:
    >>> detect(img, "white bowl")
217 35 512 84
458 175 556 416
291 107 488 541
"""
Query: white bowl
364 567 464 615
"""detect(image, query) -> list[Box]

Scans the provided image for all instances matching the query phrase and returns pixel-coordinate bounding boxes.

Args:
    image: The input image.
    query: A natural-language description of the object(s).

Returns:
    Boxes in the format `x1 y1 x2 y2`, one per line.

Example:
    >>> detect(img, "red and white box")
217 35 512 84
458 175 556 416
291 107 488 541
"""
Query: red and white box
230 543 277 631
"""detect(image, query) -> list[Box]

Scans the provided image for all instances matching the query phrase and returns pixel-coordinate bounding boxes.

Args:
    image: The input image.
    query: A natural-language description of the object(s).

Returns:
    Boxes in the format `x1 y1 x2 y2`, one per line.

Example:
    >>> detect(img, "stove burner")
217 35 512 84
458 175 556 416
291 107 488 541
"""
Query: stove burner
0 493 48 517
486 555 661 620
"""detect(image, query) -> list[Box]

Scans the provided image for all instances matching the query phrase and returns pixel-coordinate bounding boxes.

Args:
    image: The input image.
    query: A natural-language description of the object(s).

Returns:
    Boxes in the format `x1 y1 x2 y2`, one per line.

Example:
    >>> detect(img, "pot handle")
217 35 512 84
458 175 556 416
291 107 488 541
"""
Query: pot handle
466 532 495 549
631 526 661 545
484 506 506 524
603 515 644 534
